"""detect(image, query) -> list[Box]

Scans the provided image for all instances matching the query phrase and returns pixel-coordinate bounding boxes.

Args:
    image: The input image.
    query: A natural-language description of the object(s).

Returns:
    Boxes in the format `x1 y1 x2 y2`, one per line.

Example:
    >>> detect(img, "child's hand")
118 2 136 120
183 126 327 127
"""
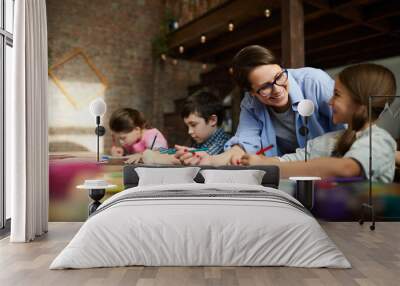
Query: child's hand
175 145 210 165
174 145 191 160
124 153 142 164
142 150 181 165
174 145 196 164
111 146 124 157
182 151 211 166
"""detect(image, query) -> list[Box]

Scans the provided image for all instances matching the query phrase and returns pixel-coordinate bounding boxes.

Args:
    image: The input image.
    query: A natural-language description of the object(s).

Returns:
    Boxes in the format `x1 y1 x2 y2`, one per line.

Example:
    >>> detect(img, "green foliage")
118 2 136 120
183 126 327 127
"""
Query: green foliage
152 9 176 57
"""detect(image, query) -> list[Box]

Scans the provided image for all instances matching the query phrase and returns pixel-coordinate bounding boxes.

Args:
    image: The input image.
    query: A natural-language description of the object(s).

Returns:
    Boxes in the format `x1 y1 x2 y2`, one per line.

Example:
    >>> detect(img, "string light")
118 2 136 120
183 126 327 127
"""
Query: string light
200 34 206 44
172 20 179 30
179 45 184 54
228 21 234 32
265 9 271 18
202 63 208 70
229 67 234 75
160 54 167 61
172 59 178 65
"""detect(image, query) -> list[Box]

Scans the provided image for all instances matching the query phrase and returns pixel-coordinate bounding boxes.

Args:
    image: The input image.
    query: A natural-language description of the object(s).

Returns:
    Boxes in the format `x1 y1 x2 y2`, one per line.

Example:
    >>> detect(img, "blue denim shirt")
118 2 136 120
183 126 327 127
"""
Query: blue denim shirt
224 67 344 156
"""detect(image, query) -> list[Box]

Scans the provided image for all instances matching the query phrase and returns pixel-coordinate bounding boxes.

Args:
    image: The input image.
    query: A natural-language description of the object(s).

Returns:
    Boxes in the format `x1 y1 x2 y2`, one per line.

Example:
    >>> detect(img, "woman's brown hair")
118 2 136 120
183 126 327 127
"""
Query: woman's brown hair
232 45 279 92
332 63 396 157
109 108 151 133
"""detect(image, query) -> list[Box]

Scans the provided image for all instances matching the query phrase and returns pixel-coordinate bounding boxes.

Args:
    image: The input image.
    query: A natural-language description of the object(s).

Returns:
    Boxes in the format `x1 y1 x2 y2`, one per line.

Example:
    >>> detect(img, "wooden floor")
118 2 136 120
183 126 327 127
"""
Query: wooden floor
0 222 399 286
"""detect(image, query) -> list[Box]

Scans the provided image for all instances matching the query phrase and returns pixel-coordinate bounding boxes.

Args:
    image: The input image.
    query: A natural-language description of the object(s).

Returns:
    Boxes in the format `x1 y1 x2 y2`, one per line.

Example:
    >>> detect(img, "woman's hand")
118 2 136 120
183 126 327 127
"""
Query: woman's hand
111 146 124 157
124 153 142 164
230 152 244 165
227 145 246 165
241 154 280 166
241 154 264 166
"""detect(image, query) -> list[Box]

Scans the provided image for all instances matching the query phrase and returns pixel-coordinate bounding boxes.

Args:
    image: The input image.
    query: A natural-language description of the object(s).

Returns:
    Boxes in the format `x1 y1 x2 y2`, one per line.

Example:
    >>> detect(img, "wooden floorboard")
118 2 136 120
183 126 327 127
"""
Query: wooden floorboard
0 222 399 286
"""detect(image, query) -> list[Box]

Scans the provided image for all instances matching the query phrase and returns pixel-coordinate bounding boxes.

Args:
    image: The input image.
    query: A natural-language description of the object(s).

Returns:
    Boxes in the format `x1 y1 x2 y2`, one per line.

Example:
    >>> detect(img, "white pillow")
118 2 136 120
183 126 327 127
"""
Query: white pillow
200 169 266 185
135 167 201 186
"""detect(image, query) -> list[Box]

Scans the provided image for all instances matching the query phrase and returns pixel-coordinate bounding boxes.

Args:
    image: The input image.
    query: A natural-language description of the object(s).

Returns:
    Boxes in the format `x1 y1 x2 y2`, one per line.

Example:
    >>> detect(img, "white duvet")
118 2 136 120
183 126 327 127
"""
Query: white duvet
50 183 351 269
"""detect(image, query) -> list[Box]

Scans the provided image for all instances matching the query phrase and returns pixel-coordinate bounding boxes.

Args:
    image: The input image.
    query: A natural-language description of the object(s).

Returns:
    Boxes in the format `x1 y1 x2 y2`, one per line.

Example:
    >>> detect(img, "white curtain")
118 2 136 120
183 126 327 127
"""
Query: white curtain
8 0 49 242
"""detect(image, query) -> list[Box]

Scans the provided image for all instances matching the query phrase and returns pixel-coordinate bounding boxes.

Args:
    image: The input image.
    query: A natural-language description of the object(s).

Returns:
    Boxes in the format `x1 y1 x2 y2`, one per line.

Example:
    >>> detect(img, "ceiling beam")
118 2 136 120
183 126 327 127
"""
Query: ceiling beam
188 15 281 61
307 31 385 54
303 0 398 36
363 1 400 22
267 25 385 55
179 8 329 62
281 0 305 68
167 0 279 50
169 0 400 66
306 22 359 41
307 33 396 60
308 41 400 68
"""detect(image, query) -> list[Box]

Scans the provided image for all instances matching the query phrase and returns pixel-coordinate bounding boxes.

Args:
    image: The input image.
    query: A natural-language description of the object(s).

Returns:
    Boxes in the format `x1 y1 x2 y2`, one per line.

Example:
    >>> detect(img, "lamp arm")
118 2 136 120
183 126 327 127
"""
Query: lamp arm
305 117 308 162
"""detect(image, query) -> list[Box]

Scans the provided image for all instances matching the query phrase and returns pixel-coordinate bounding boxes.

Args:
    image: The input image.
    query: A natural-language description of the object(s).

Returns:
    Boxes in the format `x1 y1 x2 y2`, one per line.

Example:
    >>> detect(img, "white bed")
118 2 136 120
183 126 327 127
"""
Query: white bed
50 182 350 269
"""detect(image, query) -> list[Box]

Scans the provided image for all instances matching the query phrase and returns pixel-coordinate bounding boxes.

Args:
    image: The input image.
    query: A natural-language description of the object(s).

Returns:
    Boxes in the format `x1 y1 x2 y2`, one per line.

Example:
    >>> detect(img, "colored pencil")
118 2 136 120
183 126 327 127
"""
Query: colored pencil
158 147 209 155
256 144 274 155
150 134 158 150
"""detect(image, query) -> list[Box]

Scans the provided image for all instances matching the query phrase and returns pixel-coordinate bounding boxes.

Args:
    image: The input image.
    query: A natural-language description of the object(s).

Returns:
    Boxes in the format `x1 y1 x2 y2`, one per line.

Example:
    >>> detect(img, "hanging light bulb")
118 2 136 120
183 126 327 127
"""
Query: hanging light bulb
172 20 179 30
202 63 208 70
228 21 234 32
200 34 206 44
172 59 178 65
179 45 184 54
265 8 271 18
229 67 234 75
160 53 167 61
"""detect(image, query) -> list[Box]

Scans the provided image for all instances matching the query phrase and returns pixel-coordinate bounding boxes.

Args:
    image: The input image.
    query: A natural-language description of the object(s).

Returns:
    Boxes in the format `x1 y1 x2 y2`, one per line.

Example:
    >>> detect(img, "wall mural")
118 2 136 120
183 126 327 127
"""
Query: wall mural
48 48 108 109
48 48 109 153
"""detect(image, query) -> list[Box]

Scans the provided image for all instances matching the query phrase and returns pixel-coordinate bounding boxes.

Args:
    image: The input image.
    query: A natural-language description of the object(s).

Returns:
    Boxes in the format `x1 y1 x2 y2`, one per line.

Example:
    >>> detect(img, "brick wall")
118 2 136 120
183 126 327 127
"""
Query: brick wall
166 0 228 27
47 0 204 152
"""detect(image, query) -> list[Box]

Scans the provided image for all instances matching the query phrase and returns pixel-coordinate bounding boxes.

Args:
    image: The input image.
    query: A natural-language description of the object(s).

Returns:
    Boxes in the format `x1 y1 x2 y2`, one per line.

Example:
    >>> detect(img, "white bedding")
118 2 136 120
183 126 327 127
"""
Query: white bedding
50 183 351 269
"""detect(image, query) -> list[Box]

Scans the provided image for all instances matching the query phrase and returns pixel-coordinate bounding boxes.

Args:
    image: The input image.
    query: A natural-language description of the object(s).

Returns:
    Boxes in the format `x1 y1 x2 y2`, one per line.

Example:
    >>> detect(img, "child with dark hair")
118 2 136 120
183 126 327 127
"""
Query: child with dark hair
109 108 168 164
174 91 231 165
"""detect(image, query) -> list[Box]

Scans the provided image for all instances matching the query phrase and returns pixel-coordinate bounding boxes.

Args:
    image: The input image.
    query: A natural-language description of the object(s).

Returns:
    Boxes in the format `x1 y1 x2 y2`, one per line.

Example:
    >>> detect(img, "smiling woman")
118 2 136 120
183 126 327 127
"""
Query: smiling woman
224 45 344 158
248 66 290 112
181 45 344 167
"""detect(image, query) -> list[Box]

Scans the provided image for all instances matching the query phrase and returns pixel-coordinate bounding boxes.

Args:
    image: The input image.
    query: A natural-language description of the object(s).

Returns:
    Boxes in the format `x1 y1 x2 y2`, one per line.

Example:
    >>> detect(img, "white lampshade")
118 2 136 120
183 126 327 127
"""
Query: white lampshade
89 98 107 117
298 99 315 117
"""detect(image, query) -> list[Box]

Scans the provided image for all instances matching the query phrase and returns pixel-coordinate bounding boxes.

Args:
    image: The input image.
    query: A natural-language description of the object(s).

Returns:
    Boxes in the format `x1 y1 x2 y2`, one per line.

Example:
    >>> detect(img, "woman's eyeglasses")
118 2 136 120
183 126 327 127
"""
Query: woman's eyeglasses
255 69 288 97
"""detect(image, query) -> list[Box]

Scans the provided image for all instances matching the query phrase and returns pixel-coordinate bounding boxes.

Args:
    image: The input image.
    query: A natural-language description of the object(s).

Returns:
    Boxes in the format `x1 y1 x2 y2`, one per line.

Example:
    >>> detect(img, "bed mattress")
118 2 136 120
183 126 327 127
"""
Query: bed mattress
50 183 350 269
